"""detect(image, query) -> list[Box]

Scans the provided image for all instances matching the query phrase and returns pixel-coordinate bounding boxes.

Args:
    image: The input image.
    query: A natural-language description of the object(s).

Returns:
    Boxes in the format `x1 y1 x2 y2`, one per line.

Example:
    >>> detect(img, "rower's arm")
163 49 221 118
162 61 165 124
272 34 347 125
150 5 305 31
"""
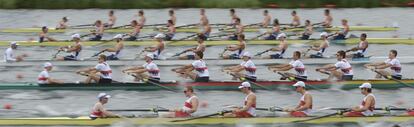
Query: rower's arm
375 63 392 69
239 94 256 112
127 68 147 74
122 66 144 72
317 64 335 71
231 65 245 72
66 45 81 52
269 47 280 51
295 94 312 111
101 108 118 117
145 47 157 52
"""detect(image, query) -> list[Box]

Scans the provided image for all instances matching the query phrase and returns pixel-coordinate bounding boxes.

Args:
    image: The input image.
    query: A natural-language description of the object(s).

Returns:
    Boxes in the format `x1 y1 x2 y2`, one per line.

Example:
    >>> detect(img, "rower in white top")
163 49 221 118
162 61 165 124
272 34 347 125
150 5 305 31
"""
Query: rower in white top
89 93 120 119
305 32 330 58
172 52 209 82
96 34 124 60
76 54 112 84
178 33 206 60
268 51 308 81
143 34 165 60
55 34 82 61
316 50 353 80
56 17 69 29
347 33 368 58
364 50 402 79
104 10 116 28
3 42 27 62
222 52 257 82
222 34 246 59
283 81 313 117
37 62 63 84
224 82 256 118
261 33 288 59
123 53 161 83
163 86 199 118
344 83 376 117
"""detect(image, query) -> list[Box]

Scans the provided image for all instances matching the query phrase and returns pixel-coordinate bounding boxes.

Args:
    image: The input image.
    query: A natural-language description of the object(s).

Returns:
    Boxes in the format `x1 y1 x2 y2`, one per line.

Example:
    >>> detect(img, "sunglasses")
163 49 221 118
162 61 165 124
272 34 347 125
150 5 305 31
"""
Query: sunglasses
183 90 188 93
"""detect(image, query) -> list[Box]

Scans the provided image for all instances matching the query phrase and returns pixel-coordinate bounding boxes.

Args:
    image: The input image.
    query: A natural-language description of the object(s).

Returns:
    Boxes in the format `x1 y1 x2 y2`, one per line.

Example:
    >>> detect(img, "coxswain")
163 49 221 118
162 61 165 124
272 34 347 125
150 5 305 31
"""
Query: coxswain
199 9 208 25
122 53 161 83
228 18 244 40
283 81 313 117
39 26 57 43
268 51 307 81
261 10 271 28
165 20 176 41
315 50 353 80
137 10 146 27
343 83 376 117
37 62 63 84
333 19 349 40
172 51 209 82
97 34 124 60
76 54 113 84
306 32 330 58
347 33 368 58
56 34 82 61
264 19 280 40
222 52 257 82
124 20 141 41
364 50 401 79
164 86 199 117
90 20 104 41
89 93 120 119
322 9 333 27
262 33 288 59
143 34 165 60
3 42 26 62
178 33 206 60
104 10 116 28
222 34 246 59
169 9 176 25
291 11 300 27
223 82 256 118
56 17 69 29
300 20 313 40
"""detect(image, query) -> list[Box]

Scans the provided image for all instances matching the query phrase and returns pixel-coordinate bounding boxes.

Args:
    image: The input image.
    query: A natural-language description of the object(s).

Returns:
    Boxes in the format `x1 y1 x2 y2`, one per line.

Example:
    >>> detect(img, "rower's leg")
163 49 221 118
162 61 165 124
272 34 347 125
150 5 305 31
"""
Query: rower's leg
186 72 197 80
375 70 391 79
330 71 343 80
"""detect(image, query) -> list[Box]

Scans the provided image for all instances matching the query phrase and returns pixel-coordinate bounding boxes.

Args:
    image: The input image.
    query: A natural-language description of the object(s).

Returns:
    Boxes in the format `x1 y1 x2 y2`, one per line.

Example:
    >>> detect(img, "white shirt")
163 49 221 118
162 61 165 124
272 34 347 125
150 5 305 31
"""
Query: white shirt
191 60 209 77
143 61 160 78
240 60 256 77
37 70 49 84
4 48 16 62
360 93 376 116
289 60 307 77
384 58 401 76
300 92 313 115
95 62 112 79
334 59 353 75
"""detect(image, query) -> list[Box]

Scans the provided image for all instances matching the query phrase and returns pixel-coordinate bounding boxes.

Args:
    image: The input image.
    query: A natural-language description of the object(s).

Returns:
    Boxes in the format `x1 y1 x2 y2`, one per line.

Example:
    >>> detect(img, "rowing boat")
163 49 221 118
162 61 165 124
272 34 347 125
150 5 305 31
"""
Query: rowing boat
1 79 413 91
0 115 411 125
0 26 398 33
1 38 413 47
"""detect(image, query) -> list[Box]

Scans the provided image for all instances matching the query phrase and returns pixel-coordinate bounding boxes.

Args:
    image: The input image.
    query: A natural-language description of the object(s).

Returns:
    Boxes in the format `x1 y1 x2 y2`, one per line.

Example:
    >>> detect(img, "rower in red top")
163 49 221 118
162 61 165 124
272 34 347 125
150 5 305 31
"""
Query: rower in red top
224 82 256 118
37 62 63 84
165 86 199 117
268 51 308 81
364 50 401 79
283 81 313 117
76 54 113 84
89 93 119 119
343 83 376 117
39 26 57 43
222 52 257 82
172 51 209 82
322 9 333 27
315 50 353 80
56 17 69 29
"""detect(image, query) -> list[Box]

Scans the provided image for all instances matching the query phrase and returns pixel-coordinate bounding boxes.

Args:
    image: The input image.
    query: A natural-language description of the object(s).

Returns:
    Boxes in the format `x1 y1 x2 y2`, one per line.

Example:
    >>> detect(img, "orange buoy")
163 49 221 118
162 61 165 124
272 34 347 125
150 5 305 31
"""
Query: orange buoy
4 104 12 109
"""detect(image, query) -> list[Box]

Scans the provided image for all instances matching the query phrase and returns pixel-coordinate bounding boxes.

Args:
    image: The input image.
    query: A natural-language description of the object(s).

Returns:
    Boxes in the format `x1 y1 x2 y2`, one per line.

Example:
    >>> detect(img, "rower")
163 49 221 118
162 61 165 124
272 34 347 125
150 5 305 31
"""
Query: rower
343 83 376 117
264 19 280 40
262 33 288 59
104 10 116 28
222 52 257 82
347 33 368 58
300 20 313 40
37 62 63 84
228 18 243 40
199 8 208 25
172 52 209 82
283 81 313 117
124 20 141 41
167 86 199 117
98 34 124 60
56 34 82 61
315 50 353 80
333 19 349 40
137 10 146 27
90 20 104 41
268 51 307 81
144 34 165 60
261 10 271 28
89 93 119 119
222 34 246 59
224 82 256 118
364 50 401 79
307 32 330 58
56 17 69 29
291 10 300 27
122 53 161 83
169 9 176 25
178 33 206 60
165 20 176 41
322 9 333 27
200 19 211 40
3 42 26 62
229 9 239 26
39 26 57 43
76 54 112 84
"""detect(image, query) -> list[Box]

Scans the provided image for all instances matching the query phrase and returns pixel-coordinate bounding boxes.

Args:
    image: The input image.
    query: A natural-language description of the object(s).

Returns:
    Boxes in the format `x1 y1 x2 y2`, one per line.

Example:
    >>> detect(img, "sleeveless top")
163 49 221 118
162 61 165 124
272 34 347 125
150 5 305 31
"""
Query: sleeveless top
299 92 313 115
360 93 376 116
244 93 256 116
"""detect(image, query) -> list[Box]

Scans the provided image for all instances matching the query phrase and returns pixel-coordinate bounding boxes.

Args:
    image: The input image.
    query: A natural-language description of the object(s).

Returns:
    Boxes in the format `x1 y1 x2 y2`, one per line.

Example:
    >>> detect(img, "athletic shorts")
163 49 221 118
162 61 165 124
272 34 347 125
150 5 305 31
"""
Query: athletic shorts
99 78 112 84
195 76 209 82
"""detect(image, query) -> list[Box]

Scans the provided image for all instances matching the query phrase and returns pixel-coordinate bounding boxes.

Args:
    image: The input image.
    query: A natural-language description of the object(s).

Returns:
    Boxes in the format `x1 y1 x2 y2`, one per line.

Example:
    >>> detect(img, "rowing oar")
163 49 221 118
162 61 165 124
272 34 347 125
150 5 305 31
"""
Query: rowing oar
176 23 199 29
244 23 262 28
81 50 105 61
76 72 122 83
329 107 408 111
254 49 271 56
228 73 272 90
277 72 322 91
80 33 93 38
170 110 232 122
292 109 350 123
369 69 414 88
69 24 94 28
171 50 188 57
109 24 131 29
128 73 177 92
171 33 198 42
143 23 167 27
256 106 283 112
108 108 169 112
52 50 61 59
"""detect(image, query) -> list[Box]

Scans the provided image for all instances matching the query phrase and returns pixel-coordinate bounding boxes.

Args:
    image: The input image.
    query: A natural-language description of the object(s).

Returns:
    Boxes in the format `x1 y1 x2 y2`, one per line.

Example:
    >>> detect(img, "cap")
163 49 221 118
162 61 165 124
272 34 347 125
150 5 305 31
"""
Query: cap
277 33 287 39
97 93 111 99
145 53 154 59
71 33 80 39
238 82 251 89
359 82 372 89
293 81 306 87
43 62 53 68
113 34 123 39
154 33 165 39
10 41 19 46
320 32 328 37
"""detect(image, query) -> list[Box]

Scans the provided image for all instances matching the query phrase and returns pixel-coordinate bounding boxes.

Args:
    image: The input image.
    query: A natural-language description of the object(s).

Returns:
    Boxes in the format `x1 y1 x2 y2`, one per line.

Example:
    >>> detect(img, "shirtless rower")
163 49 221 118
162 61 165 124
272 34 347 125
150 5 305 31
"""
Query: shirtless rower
165 20 176 41
333 19 349 40
315 50 353 80
268 51 308 81
222 34 246 59
56 34 82 61
261 10 271 28
3 42 26 62
137 10 146 27
291 11 300 27
104 10 116 28
223 82 256 118
229 9 239 26
228 18 243 40
222 52 257 82
262 33 288 59
39 26 57 43
364 50 402 79
122 53 161 83
96 34 124 60
343 83 376 117
347 33 368 58
56 17 69 29
143 34 165 60
283 81 313 117
199 9 208 25
264 19 280 40
124 20 141 41
322 9 333 27
178 33 206 60
89 93 120 119
37 62 63 84
76 54 113 84
90 20 104 41
300 20 313 40
169 9 176 25
306 32 330 58
199 20 212 39
164 86 199 117
172 52 209 82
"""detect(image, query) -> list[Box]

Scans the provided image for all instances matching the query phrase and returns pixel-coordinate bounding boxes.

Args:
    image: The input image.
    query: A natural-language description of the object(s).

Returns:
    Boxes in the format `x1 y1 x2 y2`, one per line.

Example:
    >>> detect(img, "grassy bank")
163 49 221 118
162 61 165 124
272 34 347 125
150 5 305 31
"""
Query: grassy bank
0 0 413 9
